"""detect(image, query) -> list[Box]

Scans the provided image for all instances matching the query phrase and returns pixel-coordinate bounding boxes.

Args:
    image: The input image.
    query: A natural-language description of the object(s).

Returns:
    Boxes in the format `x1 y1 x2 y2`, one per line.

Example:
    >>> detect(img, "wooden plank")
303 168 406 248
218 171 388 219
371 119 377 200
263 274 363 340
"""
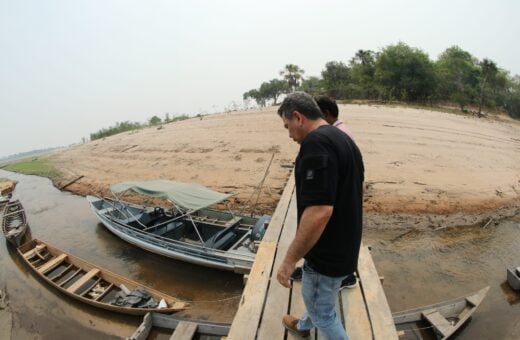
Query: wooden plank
23 244 47 260
422 310 452 338
58 268 82 287
228 175 295 339
66 268 100 293
151 313 230 337
357 246 398 340
2 209 25 218
59 175 84 190
80 277 102 297
48 263 73 282
94 283 114 301
169 321 197 340
37 254 67 274
257 193 297 339
227 241 276 339
128 312 153 340
341 278 373 340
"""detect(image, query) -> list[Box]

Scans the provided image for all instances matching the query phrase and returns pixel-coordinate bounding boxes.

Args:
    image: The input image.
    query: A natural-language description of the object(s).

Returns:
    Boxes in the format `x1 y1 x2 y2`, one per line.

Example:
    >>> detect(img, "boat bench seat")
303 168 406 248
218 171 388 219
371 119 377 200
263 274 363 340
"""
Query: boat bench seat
152 221 184 236
98 207 116 216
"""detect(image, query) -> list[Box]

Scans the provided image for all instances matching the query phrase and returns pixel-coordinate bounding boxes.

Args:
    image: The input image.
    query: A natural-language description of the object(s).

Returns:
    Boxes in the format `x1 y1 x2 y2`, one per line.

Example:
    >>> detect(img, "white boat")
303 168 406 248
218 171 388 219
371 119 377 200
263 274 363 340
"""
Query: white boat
87 180 270 274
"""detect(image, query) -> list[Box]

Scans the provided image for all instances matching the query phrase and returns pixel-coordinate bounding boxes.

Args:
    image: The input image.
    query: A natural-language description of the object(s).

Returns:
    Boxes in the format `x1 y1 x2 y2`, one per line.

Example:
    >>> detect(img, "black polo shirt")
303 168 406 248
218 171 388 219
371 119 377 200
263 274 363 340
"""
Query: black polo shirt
295 124 364 277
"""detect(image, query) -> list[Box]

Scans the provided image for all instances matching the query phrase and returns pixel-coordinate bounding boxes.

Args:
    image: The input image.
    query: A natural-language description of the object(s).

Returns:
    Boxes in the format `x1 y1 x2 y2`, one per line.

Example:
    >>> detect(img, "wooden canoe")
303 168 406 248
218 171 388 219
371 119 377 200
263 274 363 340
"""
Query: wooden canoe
507 267 520 290
18 239 187 315
393 286 489 339
2 200 30 246
128 312 230 340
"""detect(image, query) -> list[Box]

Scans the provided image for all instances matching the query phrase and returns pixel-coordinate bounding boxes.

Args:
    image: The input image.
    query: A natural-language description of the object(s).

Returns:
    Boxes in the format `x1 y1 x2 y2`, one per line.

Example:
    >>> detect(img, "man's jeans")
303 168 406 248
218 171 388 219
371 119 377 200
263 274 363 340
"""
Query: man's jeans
297 261 349 340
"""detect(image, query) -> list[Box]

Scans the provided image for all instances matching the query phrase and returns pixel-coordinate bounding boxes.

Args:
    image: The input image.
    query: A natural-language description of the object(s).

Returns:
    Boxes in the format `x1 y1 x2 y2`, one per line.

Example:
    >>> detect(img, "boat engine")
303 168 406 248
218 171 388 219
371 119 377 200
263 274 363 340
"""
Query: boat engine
251 215 271 242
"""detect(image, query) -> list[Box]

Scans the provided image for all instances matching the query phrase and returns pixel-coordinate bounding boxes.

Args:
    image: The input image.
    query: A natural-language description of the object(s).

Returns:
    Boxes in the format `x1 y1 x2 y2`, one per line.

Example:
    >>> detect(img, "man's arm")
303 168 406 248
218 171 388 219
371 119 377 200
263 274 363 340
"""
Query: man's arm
276 205 333 288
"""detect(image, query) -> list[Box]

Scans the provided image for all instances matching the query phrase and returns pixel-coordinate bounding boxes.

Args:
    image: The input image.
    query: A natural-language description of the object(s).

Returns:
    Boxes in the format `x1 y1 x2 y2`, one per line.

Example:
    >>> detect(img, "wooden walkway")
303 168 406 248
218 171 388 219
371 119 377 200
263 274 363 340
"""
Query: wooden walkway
228 175 398 340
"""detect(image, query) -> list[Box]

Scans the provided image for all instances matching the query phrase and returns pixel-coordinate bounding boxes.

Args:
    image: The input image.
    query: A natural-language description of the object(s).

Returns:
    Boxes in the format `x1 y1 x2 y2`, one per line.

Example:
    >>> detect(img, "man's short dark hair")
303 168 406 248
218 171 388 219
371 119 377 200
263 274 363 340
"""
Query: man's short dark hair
314 95 339 118
277 92 324 120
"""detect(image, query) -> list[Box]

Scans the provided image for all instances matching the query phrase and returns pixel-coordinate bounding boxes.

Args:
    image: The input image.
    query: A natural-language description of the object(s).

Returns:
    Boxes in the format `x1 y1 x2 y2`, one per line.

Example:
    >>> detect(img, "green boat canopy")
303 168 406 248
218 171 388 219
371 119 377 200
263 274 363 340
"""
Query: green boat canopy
110 180 233 211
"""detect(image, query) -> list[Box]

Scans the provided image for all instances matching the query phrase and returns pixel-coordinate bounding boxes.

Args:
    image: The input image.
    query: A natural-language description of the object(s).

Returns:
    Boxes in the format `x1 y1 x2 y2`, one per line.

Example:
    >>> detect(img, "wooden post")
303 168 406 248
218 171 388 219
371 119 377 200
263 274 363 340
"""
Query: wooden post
60 175 84 190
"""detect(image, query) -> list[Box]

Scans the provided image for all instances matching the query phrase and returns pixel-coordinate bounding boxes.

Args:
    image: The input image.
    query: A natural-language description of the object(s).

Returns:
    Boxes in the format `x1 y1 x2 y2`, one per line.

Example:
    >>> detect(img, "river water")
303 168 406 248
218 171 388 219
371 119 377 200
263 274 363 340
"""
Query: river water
366 216 520 339
1 170 519 339
0 170 243 339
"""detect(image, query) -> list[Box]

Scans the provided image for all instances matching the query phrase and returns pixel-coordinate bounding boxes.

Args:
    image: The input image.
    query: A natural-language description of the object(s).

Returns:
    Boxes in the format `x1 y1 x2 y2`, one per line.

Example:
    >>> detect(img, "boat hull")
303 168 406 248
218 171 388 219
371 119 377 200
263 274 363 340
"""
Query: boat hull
2 200 31 246
507 267 520 290
18 239 187 315
393 286 489 339
87 196 265 274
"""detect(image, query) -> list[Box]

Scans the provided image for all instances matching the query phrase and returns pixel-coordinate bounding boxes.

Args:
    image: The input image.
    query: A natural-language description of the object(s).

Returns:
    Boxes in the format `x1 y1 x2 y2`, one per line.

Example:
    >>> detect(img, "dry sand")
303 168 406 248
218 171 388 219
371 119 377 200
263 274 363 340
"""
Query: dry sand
48 105 520 217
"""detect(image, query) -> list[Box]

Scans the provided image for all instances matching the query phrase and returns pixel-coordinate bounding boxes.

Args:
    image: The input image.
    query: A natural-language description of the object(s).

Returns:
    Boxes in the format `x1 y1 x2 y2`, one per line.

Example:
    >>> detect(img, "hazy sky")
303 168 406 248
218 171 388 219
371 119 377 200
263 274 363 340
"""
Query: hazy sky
1 0 519 158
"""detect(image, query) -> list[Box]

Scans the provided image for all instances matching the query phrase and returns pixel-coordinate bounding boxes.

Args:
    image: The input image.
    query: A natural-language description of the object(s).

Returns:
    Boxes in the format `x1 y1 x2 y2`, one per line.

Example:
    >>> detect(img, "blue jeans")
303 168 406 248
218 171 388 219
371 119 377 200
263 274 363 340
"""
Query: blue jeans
297 261 348 340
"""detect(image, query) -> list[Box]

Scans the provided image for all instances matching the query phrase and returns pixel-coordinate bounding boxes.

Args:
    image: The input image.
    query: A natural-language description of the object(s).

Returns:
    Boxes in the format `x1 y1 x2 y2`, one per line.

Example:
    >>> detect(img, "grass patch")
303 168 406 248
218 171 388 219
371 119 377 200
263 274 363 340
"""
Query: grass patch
4 158 60 179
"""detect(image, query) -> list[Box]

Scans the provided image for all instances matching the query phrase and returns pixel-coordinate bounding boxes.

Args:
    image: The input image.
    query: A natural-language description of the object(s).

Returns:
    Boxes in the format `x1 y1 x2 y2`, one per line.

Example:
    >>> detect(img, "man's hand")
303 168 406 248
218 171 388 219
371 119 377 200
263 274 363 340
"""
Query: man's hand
277 260 296 288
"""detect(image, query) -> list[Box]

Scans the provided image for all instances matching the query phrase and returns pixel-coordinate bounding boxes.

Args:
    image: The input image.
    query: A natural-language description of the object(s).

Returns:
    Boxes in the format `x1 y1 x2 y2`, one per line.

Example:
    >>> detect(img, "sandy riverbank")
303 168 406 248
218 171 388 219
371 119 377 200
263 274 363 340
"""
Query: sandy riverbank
48 105 520 217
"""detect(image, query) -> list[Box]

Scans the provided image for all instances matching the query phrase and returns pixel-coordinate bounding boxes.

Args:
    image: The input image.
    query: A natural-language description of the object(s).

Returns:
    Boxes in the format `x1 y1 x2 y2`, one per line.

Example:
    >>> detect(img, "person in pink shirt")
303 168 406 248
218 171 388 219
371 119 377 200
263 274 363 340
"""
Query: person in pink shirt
314 95 355 141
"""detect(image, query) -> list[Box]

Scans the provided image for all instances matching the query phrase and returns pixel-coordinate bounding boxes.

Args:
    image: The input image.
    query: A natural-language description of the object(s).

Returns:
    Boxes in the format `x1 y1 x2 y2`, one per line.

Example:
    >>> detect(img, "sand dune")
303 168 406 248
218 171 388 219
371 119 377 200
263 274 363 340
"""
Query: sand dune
49 105 520 215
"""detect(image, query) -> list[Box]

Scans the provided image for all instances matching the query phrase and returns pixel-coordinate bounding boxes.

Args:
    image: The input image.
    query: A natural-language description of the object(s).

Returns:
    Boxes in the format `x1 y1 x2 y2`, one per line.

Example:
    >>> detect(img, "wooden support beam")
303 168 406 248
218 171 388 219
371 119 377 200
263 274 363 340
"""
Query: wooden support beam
169 321 197 340
37 254 67 274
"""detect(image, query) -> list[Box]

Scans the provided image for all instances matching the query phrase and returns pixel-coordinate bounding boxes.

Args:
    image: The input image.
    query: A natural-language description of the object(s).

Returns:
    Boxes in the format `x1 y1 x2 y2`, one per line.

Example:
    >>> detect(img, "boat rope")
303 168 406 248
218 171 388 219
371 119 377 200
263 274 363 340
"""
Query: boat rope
188 294 242 303
398 322 452 333
187 215 206 246
240 152 275 217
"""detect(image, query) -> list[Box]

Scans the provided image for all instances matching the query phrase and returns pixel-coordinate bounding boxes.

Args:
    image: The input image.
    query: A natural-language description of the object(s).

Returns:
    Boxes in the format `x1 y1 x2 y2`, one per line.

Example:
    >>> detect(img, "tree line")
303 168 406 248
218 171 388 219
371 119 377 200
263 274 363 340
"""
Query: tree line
244 42 520 119
89 113 190 141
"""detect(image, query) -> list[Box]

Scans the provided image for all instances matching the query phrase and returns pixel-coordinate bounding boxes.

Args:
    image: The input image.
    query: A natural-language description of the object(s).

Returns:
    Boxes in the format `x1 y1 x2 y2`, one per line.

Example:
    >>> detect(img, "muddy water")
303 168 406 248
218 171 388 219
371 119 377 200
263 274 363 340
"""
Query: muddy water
2 169 519 339
0 170 243 339
365 215 520 340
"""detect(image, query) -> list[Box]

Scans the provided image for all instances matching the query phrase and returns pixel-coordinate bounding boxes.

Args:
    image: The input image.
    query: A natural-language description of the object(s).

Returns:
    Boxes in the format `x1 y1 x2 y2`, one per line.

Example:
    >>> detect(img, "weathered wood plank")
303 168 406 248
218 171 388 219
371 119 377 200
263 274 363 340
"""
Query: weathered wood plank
257 193 298 339
341 278 373 340
169 321 198 340
357 246 398 340
227 241 276 339
422 310 452 338
23 244 47 260
227 175 295 340
128 312 152 340
67 268 100 293
37 254 67 274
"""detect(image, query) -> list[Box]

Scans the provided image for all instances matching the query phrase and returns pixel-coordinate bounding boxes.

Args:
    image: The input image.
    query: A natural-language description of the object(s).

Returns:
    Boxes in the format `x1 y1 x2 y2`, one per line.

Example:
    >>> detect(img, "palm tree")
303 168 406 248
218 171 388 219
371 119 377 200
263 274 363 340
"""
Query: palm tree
280 64 305 92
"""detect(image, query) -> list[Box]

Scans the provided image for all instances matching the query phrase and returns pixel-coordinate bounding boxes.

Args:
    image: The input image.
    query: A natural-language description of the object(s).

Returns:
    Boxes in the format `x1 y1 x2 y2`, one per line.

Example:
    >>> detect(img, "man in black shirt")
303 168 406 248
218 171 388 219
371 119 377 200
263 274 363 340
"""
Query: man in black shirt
276 92 364 339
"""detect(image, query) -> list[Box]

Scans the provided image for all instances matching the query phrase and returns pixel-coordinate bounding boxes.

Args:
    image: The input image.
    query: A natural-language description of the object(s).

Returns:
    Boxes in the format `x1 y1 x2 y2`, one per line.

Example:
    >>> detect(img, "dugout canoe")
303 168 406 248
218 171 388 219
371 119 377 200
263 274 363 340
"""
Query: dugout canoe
18 239 187 315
